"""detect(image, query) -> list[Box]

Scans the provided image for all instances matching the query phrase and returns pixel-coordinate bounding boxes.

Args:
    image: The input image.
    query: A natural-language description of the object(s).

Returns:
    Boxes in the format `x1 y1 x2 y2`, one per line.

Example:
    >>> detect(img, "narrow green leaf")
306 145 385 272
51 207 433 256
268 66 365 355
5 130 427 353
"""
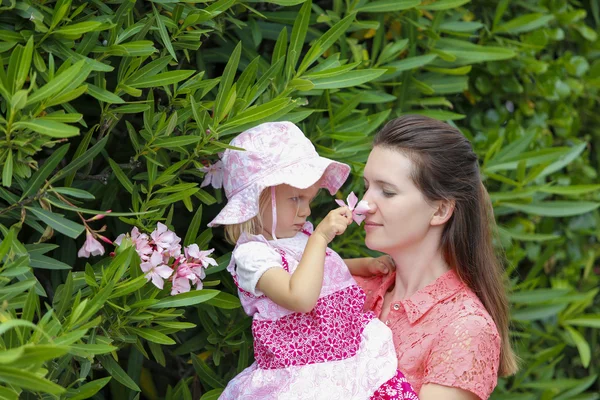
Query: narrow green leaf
26 207 85 239
53 21 103 38
87 83 125 104
191 354 224 389
148 289 219 308
357 0 421 12
153 136 202 149
418 0 470 10
184 205 203 246
50 187 96 200
26 60 85 105
287 0 311 72
502 201 600 217
13 119 79 138
153 6 177 61
310 69 386 89
0 365 65 394
495 13 555 34
108 158 133 194
214 42 241 124
20 144 70 200
564 325 591 368
2 150 12 187
128 327 176 345
128 70 194 88
52 136 109 183
98 355 140 391
564 315 600 329
204 292 241 309
30 253 72 269
67 377 112 400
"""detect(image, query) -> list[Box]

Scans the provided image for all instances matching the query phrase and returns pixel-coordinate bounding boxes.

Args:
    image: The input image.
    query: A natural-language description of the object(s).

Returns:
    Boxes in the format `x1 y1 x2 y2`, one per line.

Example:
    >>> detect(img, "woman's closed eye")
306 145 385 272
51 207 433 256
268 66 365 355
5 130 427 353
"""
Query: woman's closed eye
382 190 396 197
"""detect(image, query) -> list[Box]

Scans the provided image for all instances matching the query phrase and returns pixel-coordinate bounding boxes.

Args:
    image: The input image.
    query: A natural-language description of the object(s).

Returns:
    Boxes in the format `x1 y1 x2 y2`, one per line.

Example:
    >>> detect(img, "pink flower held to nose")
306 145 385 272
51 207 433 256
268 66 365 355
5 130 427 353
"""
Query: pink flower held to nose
77 230 106 258
335 192 371 225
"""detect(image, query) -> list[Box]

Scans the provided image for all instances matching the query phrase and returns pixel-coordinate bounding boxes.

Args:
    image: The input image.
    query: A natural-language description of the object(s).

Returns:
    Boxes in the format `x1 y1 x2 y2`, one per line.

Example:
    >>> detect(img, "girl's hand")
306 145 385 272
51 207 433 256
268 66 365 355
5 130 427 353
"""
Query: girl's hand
314 206 353 244
365 255 395 275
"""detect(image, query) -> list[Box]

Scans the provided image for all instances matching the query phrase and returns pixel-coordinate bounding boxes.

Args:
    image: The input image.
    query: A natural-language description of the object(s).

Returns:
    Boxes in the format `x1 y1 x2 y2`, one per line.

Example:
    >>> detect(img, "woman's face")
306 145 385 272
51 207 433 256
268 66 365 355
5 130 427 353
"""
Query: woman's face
362 146 439 254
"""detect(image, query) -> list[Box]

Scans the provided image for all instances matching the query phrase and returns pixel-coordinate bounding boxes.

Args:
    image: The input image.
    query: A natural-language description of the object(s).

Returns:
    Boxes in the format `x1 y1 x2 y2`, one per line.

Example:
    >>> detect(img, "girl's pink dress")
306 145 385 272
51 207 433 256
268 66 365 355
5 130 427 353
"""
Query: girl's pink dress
219 223 418 400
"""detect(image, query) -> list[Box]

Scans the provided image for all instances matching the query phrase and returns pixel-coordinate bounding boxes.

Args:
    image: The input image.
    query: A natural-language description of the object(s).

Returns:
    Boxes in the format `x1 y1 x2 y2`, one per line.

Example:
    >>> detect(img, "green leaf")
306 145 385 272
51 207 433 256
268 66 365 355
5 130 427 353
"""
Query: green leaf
564 315 600 329
13 119 79 138
128 327 176 345
153 5 177 61
564 325 591 368
53 21 103 38
404 109 465 120
67 377 112 400
98 355 140 391
52 136 109 183
20 144 70 200
498 227 561 242
510 289 571 304
297 13 356 75
26 207 85 239
0 365 65 394
204 292 241 309
0 386 18 400
184 205 203 246
15 38 33 91
2 150 12 187
214 42 241 124
512 304 567 321
191 354 224 389
29 252 72 269
108 158 133 194
495 13 555 34
357 0 421 12
385 54 437 73
128 70 194 88
502 201 600 217
418 0 470 10
25 207 85 239
310 69 386 89
0 279 36 296
200 389 224 400
287 0 312 72
87 83 125 104
148 289 219 308
153 136 202 149
8 345 69 368
50 187 96 200
69 344 118 357
26 60 85 105
221 98 291 128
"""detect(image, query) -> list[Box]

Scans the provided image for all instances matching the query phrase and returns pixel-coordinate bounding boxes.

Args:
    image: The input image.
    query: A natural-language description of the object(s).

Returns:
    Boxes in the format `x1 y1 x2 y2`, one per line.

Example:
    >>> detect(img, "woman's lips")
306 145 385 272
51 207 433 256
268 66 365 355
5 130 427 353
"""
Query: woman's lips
364 222 382 231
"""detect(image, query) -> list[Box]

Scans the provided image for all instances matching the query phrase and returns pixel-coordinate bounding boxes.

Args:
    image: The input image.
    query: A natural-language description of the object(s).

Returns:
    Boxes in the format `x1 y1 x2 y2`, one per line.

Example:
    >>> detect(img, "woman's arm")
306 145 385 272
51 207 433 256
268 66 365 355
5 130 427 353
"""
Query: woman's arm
419 384 480 400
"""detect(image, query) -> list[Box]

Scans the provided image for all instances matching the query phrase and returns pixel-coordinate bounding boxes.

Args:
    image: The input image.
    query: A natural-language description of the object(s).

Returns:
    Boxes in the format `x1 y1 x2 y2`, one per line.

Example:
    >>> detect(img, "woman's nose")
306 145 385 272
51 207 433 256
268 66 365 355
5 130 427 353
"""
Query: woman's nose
362 192 377 213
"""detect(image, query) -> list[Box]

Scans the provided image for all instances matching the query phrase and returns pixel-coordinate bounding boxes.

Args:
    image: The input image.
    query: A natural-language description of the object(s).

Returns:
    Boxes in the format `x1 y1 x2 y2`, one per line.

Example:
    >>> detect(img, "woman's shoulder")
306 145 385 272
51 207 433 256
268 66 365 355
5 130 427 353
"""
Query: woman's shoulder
443 285 500 336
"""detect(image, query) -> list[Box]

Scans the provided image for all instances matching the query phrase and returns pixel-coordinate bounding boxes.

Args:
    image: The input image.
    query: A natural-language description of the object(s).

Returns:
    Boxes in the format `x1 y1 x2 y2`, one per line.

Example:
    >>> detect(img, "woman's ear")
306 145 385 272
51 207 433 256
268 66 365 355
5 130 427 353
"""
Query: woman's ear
431 199 455 226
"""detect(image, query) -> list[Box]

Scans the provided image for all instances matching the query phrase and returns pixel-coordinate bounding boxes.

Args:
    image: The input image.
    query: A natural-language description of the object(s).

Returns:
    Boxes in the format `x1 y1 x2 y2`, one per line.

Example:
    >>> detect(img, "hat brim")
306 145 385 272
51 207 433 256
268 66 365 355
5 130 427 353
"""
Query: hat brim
208 157 350 227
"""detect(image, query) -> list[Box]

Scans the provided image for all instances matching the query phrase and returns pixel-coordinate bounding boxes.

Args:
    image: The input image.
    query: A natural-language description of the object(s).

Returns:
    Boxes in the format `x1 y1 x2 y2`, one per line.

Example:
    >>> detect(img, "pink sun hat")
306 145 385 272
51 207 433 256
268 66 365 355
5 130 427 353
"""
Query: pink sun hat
207 121 350 227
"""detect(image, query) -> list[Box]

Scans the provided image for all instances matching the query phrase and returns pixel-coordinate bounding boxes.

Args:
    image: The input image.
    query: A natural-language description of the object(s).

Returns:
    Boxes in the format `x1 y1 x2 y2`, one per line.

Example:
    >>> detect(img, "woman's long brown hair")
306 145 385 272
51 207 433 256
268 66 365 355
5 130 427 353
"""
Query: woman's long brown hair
374 115 518 376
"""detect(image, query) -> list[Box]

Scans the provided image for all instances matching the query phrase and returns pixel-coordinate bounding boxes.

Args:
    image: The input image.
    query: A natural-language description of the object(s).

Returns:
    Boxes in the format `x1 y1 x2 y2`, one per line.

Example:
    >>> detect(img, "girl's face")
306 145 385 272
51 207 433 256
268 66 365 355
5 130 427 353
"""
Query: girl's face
261 184 320 239
362 146 439 253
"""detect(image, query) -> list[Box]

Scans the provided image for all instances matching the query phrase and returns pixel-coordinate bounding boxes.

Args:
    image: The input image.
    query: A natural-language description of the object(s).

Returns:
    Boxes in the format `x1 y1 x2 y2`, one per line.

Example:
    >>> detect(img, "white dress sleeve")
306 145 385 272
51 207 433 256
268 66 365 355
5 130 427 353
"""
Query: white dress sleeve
232 241 284 296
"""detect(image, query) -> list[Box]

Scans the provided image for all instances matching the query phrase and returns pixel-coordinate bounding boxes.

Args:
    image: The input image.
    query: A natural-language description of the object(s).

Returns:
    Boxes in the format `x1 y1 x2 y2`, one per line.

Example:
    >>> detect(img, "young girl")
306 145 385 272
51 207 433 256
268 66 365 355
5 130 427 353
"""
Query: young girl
208 121 418 399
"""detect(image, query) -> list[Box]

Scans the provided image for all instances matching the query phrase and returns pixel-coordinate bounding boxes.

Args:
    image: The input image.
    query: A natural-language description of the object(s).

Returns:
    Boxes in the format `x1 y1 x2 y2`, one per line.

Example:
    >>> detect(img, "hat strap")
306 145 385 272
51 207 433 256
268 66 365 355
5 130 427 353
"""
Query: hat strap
271 186 278 241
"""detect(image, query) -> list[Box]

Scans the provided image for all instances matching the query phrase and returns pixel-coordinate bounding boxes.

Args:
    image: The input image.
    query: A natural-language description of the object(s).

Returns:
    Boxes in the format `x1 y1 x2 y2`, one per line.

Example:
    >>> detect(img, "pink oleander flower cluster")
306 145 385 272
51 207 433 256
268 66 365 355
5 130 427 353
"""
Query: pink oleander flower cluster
114 223 217 295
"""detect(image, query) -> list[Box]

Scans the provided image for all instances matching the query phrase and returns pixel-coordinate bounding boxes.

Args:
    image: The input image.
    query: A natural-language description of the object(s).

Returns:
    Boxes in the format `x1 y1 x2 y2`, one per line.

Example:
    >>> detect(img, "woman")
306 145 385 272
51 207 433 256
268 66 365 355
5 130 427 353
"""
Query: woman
355 115 518 400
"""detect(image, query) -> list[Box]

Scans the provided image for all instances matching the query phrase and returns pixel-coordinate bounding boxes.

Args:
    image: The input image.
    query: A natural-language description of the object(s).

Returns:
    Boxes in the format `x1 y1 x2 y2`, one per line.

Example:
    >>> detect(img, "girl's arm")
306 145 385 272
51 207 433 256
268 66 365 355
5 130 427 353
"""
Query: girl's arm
256 206 352 313
344 256 395 276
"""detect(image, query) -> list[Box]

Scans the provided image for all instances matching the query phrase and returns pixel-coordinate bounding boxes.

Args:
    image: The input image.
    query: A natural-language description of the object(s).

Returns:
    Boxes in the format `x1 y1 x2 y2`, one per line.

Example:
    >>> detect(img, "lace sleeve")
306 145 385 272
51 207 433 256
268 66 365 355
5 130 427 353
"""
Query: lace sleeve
232 242 283 296
422 314 501 400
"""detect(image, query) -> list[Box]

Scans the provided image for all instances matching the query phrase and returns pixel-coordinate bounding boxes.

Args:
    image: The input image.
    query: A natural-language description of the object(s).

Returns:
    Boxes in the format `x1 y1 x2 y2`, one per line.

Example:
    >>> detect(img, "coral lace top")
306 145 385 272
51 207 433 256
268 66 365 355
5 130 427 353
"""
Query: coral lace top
354 270 500 400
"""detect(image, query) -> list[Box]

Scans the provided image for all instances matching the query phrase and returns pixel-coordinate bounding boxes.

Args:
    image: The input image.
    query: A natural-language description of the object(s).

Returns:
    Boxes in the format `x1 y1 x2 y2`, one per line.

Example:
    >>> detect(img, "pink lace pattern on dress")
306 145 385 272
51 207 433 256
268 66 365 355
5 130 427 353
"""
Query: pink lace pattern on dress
253 285 375 369
371 370 419 400
356 271 500 400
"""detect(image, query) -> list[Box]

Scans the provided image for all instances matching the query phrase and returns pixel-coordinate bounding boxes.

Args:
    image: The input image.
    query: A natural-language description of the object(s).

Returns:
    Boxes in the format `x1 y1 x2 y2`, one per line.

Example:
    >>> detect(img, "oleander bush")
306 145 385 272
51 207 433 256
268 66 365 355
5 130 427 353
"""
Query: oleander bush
0 0 598 399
